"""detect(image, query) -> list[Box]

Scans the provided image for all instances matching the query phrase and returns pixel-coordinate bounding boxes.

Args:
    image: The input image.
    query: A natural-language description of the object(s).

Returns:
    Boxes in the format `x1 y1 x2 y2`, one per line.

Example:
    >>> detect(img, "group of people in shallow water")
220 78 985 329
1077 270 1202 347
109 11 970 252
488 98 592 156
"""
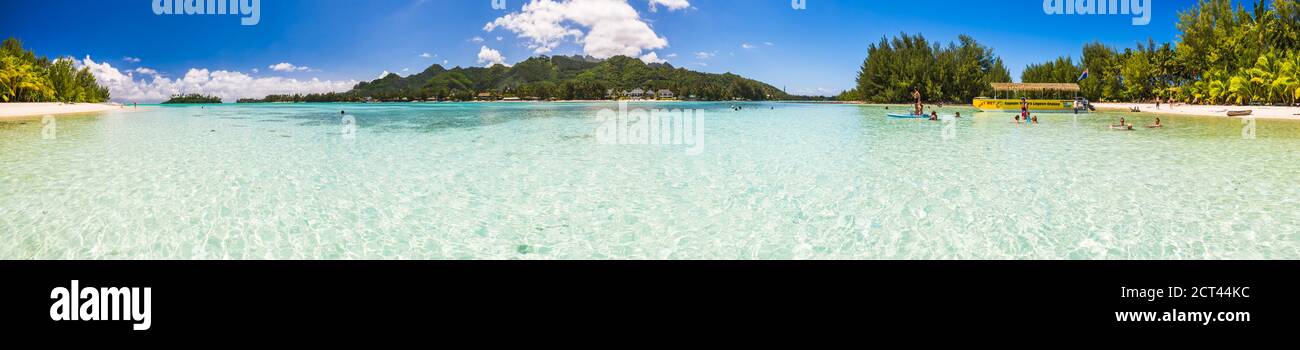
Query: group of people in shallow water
905 92 1164 129
1014 113 1039 124
1109 116 1162 130
899 88 964 121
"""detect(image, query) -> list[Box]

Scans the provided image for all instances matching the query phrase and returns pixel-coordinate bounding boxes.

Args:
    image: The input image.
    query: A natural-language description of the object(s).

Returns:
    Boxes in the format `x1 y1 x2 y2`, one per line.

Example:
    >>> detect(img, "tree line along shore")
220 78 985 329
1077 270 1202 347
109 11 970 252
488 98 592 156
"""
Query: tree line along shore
840 0 1300 108
0 37 110 104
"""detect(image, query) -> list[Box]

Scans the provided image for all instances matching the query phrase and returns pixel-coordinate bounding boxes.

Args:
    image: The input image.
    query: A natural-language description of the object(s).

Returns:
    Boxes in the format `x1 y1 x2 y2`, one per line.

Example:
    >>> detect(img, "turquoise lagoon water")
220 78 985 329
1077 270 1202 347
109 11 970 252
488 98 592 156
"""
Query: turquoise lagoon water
1 102 1297 259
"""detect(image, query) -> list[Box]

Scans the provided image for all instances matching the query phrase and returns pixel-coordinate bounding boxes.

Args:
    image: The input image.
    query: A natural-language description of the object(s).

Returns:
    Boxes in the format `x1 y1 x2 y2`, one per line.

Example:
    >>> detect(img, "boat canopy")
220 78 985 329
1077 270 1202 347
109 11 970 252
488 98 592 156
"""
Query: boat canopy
990 83 1080 92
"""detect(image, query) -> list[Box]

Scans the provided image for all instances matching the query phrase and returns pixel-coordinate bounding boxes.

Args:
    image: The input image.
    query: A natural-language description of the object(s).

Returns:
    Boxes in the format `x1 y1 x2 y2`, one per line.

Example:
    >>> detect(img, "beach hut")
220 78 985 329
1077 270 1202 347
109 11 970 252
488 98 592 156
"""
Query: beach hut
656 89 675 100
476 92 495 101
629 88 645 99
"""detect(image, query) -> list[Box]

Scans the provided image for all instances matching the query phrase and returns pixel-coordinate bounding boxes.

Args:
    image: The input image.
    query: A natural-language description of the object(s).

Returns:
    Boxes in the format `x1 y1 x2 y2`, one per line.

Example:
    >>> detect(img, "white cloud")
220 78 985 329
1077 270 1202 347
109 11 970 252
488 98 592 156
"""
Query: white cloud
402 68 410 72
741 43 756 49
764 42 774 46
469 36 486 43
269 62 311 72
377 71 393 79
76 56 356 103
694 51 715 59
419 52 432 58
122 56 141 63
496 36 504 41
251 68 259 73
484 0 682 59
639 51 666 64
665 53 677 58
477 46 507 67
133 67 160 76
648 0 690 12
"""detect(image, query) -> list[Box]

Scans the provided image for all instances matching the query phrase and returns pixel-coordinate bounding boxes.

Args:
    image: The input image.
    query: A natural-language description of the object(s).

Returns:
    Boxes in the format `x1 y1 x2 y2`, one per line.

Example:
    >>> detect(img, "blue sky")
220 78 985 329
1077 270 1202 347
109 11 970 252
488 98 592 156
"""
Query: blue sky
0 0 1204 101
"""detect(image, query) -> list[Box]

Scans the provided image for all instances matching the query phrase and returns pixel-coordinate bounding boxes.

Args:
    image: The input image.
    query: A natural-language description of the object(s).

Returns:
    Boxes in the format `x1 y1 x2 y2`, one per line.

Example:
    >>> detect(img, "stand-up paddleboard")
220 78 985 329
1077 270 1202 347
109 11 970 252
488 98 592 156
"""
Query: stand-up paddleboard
887 113 930 119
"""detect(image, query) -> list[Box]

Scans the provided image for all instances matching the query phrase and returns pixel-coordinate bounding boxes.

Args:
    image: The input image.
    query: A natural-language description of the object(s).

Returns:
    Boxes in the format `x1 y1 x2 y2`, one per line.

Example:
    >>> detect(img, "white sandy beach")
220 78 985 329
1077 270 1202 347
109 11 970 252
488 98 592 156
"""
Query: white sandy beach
0 102 128 119
1093 102 1300 120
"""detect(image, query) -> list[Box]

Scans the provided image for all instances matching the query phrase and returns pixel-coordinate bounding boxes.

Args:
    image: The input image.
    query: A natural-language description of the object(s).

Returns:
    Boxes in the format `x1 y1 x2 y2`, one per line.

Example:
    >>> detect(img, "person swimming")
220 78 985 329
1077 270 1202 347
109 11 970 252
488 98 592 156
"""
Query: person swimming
930 111 939 121
1147 117 1163 128
1031 115 1038 124
1112 117 1133 130
1014 114 1022 124
954 112 961 118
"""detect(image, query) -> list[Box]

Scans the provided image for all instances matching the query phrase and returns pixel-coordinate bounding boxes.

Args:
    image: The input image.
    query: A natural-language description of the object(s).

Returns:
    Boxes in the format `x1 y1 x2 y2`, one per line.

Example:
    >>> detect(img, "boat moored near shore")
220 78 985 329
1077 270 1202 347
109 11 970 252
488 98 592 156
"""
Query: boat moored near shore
973 83 1092 114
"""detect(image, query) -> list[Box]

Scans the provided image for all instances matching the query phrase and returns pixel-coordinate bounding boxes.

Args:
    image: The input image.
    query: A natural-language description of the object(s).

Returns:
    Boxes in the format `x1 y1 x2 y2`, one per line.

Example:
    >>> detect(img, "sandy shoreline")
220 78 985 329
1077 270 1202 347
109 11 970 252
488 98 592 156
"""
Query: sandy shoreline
1092 102 1300 120
0 102 134 119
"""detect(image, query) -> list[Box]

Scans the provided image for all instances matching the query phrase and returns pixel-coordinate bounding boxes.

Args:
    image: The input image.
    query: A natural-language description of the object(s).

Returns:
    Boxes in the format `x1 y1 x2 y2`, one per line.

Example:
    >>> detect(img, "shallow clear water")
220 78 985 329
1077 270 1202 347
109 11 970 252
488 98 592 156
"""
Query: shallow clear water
1 102 1297 259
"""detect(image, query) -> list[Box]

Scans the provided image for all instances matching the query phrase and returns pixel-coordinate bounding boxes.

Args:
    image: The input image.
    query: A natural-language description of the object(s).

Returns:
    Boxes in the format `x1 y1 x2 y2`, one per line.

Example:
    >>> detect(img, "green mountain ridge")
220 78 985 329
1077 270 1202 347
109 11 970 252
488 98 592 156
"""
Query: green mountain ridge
240 55 793 103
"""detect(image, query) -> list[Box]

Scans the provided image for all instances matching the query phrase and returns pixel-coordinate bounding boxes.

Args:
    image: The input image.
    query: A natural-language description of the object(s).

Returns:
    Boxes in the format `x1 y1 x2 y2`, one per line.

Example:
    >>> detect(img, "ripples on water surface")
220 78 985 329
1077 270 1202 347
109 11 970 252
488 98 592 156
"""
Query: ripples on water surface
1 102 1297 259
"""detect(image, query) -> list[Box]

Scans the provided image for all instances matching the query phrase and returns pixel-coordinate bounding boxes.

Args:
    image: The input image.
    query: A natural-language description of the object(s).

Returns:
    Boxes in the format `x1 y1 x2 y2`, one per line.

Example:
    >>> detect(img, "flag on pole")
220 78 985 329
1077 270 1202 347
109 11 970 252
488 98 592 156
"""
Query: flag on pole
1077 69 1090 82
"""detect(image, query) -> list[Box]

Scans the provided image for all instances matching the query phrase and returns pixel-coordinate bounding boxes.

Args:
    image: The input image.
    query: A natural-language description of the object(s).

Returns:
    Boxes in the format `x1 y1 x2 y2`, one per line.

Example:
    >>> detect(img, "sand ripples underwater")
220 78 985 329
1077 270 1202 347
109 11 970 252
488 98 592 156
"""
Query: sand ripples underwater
1 103 1297 259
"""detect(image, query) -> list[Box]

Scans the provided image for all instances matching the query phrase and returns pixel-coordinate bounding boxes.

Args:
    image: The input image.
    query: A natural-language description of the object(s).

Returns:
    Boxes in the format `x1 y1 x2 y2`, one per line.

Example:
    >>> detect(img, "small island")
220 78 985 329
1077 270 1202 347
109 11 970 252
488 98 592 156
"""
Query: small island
162 94 222 104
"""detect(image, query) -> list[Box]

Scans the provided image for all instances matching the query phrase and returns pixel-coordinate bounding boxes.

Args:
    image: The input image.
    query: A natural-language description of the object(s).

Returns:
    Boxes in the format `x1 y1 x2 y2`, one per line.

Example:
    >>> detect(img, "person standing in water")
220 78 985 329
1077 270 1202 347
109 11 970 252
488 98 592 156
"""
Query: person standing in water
1020 97 1029 120
912 88 923 116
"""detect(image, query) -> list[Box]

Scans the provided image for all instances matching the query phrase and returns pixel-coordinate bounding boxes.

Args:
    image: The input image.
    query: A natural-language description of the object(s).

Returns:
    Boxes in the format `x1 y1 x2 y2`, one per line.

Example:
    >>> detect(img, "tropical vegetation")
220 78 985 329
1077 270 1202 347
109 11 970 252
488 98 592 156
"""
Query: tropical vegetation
839 34 1012 103
845 0 1300 106
240 55 791 103
1021 0 1300 105
0 37 110 103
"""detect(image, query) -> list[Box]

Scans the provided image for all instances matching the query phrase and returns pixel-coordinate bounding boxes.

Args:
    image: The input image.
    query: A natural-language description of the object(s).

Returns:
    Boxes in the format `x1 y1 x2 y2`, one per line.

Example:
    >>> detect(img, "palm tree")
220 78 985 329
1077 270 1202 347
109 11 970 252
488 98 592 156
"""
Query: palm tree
1245 54 1277 103
1276 54 1300 105
0 55 55 102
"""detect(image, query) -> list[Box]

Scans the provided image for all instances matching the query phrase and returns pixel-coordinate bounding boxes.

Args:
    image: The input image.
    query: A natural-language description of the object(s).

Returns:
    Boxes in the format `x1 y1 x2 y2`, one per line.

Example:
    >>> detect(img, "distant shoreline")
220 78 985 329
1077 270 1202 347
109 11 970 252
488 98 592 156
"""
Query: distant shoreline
19 100 1291 121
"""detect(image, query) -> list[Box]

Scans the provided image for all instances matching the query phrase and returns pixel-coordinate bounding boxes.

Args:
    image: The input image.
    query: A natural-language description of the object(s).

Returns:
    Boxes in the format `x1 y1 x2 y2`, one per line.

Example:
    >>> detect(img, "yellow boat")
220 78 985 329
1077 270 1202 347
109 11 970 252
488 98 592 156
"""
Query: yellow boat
973 83 1090 113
